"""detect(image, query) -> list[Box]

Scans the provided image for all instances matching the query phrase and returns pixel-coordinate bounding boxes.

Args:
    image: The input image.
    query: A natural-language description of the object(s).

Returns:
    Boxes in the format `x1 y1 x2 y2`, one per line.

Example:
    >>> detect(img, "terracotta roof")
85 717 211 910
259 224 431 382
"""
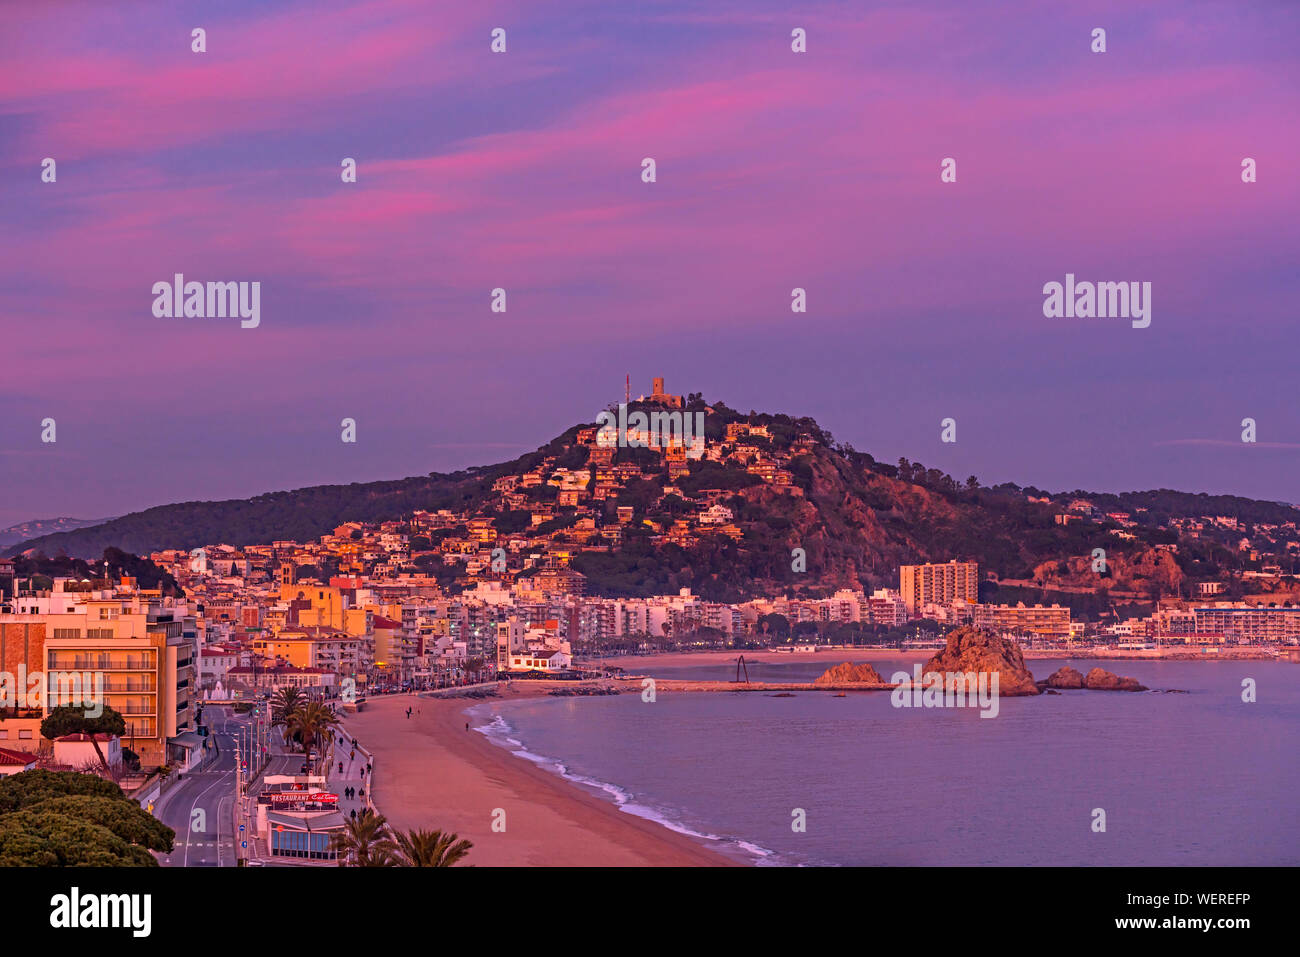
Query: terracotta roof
0 748 38 766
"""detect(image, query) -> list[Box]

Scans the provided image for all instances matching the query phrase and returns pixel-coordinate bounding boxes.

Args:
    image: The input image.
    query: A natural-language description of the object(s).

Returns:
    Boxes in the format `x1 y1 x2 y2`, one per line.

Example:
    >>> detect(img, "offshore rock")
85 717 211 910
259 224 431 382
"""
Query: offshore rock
922 626 1040 696
814 662 885 685
1083 667 1148 692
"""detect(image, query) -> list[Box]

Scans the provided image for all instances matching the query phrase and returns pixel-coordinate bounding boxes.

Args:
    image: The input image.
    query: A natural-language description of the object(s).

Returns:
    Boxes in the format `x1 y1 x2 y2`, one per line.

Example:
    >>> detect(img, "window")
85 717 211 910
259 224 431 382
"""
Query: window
18 730 32 739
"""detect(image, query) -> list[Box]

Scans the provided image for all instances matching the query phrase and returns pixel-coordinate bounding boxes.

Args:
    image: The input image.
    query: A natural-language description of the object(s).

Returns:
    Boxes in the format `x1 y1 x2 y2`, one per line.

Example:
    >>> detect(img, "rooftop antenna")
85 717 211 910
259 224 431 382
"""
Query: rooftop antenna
625 373 630 405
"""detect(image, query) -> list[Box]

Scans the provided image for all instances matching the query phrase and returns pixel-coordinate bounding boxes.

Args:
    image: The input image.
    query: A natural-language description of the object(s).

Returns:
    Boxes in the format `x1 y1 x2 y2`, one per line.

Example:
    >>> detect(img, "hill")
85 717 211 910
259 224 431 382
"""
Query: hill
7 395 1297 603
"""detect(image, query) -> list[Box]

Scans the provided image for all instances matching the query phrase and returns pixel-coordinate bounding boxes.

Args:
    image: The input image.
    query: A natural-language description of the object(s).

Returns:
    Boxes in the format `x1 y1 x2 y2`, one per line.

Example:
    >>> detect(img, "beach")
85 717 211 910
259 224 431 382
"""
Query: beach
339 690 736 866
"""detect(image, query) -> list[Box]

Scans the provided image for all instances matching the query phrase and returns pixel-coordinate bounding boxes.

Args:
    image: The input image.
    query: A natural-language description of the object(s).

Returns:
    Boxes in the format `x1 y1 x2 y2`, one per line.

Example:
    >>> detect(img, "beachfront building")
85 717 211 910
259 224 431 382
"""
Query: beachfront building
972 602 1071 641
867 589 910 627
505 649 572 673
1192 604 1300 642
370 615 416 683
899 561 979 615
227 663 336 694
0 579 199 768
255 775 344 861
253 627 368 684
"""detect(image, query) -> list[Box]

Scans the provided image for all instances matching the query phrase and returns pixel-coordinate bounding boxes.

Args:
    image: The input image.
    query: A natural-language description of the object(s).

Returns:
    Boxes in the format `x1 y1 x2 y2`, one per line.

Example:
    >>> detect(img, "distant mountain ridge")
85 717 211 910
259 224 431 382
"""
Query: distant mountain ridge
0 516 115 550
5 396 1296 603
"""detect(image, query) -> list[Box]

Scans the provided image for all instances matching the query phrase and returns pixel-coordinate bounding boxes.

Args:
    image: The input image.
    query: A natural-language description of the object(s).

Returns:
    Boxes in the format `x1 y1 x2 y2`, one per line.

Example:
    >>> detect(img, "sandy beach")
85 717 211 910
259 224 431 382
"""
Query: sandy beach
339 690 736 866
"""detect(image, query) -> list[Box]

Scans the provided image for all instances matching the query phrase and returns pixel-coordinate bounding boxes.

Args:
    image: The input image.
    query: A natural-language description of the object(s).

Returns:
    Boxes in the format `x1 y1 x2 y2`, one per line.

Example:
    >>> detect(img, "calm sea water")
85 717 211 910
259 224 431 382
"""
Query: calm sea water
470 658 1298 866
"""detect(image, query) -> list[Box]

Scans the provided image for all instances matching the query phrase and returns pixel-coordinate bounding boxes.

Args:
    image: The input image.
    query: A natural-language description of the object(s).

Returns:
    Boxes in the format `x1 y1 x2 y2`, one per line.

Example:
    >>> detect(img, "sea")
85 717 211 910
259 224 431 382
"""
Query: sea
468 658 1298 866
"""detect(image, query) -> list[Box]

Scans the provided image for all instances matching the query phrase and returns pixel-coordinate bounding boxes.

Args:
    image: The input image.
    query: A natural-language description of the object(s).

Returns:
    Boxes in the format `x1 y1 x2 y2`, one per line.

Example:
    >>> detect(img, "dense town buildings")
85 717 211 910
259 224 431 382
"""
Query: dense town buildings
2 383 1298 776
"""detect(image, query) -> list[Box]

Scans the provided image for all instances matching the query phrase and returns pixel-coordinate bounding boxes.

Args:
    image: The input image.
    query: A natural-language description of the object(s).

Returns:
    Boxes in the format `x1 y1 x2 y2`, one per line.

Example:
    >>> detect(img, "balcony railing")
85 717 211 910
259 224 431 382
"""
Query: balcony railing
51 656 156 671
101 680 157 693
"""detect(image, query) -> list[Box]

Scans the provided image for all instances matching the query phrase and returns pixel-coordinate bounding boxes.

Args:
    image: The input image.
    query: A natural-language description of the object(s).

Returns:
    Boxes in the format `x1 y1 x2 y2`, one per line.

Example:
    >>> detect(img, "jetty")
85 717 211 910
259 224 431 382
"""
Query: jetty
610 678 894 693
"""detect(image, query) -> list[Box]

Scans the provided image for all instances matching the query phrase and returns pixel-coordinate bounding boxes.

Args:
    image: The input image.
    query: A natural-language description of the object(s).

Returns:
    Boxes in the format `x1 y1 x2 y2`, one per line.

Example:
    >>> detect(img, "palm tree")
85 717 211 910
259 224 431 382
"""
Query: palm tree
329 809 395 866
390 828 474 867
269 686 305 739
284 700 339 774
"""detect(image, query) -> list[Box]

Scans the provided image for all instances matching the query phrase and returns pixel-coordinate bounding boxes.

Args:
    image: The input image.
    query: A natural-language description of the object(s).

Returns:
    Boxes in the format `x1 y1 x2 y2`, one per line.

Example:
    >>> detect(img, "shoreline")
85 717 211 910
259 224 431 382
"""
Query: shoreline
589 648 1284 670
339 690 738 866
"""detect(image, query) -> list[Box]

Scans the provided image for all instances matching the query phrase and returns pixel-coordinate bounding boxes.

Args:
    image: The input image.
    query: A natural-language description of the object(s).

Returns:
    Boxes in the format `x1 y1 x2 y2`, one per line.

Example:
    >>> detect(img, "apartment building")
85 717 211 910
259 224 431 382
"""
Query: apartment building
254 627 368 682
972 602 1072 640
1192 604 1300 642
0 581 198 768
899 561 979 614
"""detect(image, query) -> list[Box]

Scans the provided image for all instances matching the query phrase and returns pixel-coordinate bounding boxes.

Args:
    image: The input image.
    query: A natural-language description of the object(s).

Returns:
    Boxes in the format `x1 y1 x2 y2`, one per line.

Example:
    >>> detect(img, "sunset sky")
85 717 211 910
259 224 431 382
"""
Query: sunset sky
1 0 1297 527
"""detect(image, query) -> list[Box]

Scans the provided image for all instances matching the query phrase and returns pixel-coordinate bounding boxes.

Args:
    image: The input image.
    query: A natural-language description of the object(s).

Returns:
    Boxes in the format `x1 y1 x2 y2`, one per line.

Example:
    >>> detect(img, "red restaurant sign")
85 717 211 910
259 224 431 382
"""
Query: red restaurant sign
269 791 338 805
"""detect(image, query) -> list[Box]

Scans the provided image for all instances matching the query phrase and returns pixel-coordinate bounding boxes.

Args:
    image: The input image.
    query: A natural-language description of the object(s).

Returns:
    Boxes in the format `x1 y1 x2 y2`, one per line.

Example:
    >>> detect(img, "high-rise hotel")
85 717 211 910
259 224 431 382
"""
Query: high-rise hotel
898 560 979 614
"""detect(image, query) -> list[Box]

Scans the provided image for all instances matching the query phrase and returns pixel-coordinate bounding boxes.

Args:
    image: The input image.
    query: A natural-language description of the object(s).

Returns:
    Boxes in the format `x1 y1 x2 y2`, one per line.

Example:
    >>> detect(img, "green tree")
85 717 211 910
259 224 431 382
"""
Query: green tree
330 809 394 866
0 769 174 866
39 705 127 772
269 687 306 734
390 828 473 867
284 700 339 773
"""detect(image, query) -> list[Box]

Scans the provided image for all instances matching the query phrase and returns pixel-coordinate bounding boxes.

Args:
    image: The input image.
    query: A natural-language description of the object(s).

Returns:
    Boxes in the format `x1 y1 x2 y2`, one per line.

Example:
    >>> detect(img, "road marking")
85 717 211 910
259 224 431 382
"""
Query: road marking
217 793 232 868
183 772 232 867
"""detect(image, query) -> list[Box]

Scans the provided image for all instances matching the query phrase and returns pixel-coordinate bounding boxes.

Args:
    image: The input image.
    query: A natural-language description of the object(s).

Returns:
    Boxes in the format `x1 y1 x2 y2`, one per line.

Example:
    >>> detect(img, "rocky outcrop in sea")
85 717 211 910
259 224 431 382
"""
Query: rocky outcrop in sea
1037 665 1149 692
813 662 886 685
922 626 1040 696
